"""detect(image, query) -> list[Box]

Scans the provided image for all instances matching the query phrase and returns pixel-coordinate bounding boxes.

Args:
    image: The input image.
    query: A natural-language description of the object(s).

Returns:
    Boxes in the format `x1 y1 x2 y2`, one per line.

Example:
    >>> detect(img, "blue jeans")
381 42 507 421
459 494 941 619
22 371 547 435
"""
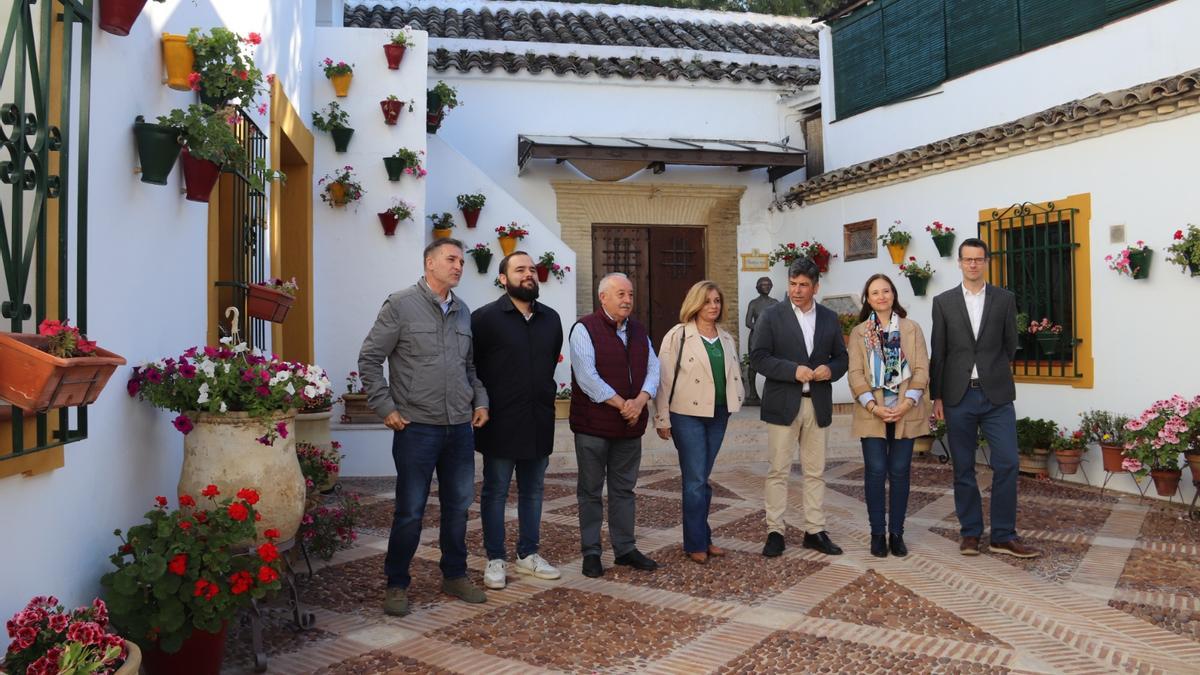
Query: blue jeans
944 387 1019 542
670 406 730 553
384 423 475 589
860 423 914 536
480 455 549 560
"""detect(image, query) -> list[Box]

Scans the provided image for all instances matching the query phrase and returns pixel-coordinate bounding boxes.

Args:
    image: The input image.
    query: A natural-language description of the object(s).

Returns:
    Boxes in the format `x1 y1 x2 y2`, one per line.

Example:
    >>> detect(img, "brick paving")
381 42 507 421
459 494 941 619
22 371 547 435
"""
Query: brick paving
222 460 1200 673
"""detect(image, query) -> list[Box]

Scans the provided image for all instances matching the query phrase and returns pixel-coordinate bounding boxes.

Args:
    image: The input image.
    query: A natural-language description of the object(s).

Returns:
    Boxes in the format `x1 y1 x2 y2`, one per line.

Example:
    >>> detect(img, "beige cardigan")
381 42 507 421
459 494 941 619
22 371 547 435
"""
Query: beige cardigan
847 317 932 439
654 321 745 428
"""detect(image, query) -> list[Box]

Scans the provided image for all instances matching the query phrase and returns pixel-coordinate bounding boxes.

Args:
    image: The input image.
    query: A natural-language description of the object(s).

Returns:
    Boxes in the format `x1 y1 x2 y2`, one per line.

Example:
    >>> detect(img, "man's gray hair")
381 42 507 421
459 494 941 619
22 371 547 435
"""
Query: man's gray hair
597 272 630 297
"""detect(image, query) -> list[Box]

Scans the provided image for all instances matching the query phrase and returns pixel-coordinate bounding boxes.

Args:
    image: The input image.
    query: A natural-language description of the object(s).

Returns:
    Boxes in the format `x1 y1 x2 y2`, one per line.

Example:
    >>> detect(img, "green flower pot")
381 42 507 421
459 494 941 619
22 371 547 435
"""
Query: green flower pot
133 120 182 185
1035 332 1060 357
330 127 354 153
1128 249 1152 279
383 156 405 181
908 275 930 297
932 234 956 258
473 253 492 274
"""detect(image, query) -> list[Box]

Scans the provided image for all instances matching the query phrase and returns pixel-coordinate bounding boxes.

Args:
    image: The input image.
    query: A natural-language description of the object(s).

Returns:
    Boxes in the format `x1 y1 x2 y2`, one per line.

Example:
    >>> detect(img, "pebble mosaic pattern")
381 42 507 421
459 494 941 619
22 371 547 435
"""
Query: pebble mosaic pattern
715 630 1011 674
604 546 828 604
313 650 454 674
552 492 730 529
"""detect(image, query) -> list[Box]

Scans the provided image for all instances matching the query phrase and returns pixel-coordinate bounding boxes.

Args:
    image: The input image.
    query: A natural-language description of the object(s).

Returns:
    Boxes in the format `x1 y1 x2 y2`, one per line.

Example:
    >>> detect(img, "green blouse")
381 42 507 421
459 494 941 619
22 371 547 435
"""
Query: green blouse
702 336 726 405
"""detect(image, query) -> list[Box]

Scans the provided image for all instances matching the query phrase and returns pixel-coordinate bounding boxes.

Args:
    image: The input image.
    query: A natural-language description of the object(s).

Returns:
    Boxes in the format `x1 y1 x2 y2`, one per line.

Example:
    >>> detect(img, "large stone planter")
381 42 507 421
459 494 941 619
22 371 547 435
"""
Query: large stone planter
295 409 333 451
913 436 933 454
180 410 305 542
115 640 142 675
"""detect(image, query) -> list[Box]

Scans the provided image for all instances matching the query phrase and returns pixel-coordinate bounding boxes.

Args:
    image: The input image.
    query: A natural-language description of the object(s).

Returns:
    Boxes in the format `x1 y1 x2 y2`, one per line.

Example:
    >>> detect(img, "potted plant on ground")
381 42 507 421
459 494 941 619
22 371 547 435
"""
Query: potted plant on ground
379 95 413 125
297 440 343 499
880 220 912 264
1014 311 1029 353
299 494 363 560
1185 404 1200 483
467 243 494 274
161 32 195 91
246 276 298 323
426 80 460 133
1016 417 1057 476
0 318 125 413
1166 225 1200 276
1079 409 1131 472
837 312 857 346
1106 240 1153 280
292 363 335 455
312 101 353 153
457 192 486 228
186 28 265 109
898 256 934 297
98 0 165 36
927 221 956 258
1123 395 1195 496
1051 427 1087 475
102 490 283 675
1027 317 1065 357
318 166 365 209
496 222 529 256
536 251 571 281
555 383 572 419
383 28 412 69
321 57 354 97
383 147 427 181
3 596 138 675
339 372 379 424
428 212 455 240
126 342 310 539
156 104 283 202
378 197 415 236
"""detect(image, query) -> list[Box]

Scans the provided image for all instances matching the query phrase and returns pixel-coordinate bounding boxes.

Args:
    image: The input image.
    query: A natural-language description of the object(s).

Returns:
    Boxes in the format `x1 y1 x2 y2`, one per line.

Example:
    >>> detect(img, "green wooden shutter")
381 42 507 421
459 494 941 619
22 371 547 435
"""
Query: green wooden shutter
882 0 947 100
946 0 1020 77
1019 0 1106 51
1106 0 1169 20
832 6 886 119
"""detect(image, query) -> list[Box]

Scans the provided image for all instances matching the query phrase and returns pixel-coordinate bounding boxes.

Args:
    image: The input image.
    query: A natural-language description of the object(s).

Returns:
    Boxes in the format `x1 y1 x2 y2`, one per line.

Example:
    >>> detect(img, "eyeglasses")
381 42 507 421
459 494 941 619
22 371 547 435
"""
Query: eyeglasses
959 257 988 266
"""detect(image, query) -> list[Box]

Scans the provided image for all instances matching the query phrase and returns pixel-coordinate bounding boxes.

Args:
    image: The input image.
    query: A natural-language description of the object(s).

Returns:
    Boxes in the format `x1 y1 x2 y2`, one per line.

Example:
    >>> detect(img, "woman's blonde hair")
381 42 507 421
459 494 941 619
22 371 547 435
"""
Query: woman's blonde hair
679 280 725 324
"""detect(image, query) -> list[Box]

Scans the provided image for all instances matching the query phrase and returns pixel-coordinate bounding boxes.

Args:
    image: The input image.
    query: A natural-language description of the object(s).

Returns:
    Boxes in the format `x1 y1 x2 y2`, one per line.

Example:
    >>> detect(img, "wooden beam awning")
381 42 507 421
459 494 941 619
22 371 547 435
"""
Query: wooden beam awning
517 135 807 182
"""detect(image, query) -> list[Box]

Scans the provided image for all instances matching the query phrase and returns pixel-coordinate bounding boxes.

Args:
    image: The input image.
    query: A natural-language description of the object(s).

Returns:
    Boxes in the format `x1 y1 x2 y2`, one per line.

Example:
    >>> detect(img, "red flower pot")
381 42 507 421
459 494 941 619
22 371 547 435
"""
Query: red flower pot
141 624 228 675
378 211 399 236
1099 443 1125 472
462 207 481 228
98 0 150 36
380 99 403 125
426 110 444 134
1150 468 1182 497
180 148 221 203
536 265 550 282
246 283 295 323
812 249 831 273
383 43 406 70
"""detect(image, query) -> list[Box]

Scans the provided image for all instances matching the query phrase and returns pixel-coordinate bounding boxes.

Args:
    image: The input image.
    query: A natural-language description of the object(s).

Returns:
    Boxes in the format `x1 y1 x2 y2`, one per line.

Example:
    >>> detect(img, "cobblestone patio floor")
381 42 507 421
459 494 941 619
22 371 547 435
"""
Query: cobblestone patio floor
223 457 1200 673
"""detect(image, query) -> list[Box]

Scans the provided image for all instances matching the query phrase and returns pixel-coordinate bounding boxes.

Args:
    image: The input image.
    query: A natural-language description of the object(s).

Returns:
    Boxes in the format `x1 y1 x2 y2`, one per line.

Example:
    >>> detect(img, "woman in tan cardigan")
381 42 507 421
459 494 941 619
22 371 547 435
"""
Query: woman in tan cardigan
655 281 745 564
847 273 932 559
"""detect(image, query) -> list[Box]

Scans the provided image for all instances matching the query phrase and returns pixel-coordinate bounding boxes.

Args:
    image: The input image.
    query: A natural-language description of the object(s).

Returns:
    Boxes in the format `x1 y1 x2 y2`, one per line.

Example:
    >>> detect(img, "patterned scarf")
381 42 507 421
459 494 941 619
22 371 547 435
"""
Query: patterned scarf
864 311 910 394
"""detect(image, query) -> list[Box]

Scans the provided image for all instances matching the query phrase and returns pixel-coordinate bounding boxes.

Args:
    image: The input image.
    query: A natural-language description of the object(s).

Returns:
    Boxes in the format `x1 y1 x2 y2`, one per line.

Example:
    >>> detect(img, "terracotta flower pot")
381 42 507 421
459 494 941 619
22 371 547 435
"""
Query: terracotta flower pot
383 43 406 69
473 253 492 274
327 182 348 206
554 398 570 420
380 99 403 125
1150 468 1182 497
536 265 550 282
1100 443 1125 472
329 72 352 97
330 127 354 153
341 393 380 424
179 148 221 203
462 207 481 228
886 243 907 264
378 211 400 236
812 249 830 273
498 235 518 256
432 227 453 240
246 284 294 323
98 0 150 36
133 120 181 185
141 624 228 675
1055 448 1085 475
1187 454 1200 483
0 333 126 412
932 234 956 258
161 33 194 91
427 109 444 134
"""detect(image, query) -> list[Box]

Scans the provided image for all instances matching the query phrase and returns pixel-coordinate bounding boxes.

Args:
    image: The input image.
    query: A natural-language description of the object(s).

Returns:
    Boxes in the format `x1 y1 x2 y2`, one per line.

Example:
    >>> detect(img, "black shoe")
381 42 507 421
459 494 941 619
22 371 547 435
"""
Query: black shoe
870 534 888 558
582 554 604 578
762 532 785 557
613 549 659 571
889 533 908 557
802 531 843 556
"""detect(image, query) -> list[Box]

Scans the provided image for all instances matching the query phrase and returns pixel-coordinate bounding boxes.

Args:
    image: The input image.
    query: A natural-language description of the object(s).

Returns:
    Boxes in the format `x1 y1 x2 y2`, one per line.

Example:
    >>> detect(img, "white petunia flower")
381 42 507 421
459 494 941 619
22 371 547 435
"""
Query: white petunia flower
197 383 210 405
219 401 227 413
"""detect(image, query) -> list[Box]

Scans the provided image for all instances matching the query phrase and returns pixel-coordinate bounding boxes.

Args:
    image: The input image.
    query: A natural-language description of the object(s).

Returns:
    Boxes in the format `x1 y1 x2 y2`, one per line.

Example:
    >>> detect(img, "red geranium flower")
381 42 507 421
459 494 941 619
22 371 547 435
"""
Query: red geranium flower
263 528 280 540
155 496 168 507
168 554 188 576
237 488 260 505
228 502 249 521
201 484 220 498
179 494 196 508
257 565 279 583
257 542 279 563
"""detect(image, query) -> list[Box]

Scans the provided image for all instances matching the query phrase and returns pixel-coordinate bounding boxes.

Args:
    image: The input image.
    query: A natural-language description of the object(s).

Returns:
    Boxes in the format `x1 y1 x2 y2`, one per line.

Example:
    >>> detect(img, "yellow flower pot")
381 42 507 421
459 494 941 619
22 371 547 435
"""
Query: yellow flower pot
161 33 194 91
329 72 352 97
432 228 453 240
498 235 518 256
327 182 347 205
886 243 907 264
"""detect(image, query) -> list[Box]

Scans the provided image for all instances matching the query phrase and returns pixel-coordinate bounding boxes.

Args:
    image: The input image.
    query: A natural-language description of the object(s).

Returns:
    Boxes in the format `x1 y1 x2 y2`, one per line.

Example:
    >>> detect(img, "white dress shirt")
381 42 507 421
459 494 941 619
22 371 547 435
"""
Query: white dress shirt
792 301 816 393
962 284 986 379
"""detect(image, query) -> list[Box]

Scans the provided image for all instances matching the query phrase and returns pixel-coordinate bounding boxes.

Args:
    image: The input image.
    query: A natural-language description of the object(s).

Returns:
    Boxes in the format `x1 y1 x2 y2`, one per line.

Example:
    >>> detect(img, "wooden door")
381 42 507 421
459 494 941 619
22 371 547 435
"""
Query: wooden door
592 226 650 331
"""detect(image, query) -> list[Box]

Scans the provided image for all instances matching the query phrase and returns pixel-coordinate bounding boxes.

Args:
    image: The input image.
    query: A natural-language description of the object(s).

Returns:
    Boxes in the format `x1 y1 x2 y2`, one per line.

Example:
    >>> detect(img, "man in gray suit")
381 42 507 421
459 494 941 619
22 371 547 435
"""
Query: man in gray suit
930 238 1039 559
750 257 848 557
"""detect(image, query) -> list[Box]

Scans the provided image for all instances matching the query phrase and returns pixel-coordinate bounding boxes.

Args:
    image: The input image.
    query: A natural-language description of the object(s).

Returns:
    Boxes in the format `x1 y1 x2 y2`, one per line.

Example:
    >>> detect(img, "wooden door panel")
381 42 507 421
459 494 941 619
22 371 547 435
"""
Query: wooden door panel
648 227 705 350
592 226 650 332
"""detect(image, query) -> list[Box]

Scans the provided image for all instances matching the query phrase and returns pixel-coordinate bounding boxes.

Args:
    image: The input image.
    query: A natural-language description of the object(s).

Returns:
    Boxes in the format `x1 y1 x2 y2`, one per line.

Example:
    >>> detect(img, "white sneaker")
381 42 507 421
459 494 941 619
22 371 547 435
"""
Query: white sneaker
515 553 561 580
484 559 507 589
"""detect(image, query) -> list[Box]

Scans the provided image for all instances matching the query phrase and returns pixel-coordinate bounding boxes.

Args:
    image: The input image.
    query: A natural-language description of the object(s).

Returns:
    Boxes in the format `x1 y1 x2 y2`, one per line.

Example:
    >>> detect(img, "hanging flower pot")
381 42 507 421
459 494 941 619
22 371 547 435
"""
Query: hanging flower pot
197 86 228 110
1054 448 1085 475
432 227 453 240
133 118 182 185
380 98 403 125
462 208 481 228
1100 443 1126 472
886 243 907 264
330 127 354 153
382 156 405 181
932 235 956 258
908 276 929 297
98 0 150 36
246 283 295 323
1150 468 1182 497
141 624 228 675
0 332 126 413
161 33 195 91
498 235 518 256
327 182 348 206
1128 248 1153 280
383 43 406 69
1034 332 1061 357
811 248 831 273
536 265 551 283
473 252 493 274
329 72 352 97
179 148 221 203
378 211 400 236
427 109 444 134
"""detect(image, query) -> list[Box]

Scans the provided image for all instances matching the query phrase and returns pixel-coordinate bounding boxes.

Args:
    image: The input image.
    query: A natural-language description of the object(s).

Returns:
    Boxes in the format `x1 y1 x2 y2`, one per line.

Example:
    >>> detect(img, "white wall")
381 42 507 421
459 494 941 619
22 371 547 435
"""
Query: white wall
772 110 1200 500
0 0 313 647
819 0 1200 171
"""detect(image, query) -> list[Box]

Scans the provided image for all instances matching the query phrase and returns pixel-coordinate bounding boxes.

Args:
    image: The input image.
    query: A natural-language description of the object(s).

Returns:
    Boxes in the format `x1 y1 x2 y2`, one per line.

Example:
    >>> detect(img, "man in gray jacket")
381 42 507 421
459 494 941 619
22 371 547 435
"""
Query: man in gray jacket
358 238 490 617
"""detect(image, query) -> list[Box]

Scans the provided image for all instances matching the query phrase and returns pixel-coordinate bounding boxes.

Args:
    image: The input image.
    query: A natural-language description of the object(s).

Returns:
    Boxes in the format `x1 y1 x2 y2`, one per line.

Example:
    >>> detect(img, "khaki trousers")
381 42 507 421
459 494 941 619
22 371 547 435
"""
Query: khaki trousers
765 398 828 534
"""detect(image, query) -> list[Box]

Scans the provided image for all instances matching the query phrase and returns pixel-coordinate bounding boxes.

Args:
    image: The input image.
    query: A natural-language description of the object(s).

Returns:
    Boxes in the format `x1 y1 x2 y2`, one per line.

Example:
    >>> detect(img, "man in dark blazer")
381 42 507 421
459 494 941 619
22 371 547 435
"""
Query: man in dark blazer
472 251 565 591
930 238 1039 559
750 257 849 557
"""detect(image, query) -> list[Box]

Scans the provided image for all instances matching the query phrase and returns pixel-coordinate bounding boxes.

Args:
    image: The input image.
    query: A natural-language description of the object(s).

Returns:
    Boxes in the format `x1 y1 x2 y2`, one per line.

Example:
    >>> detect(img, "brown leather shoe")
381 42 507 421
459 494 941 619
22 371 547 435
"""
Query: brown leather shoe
706 545 727 558
988 539 1040 558
960 536 981 556
687 551 708 564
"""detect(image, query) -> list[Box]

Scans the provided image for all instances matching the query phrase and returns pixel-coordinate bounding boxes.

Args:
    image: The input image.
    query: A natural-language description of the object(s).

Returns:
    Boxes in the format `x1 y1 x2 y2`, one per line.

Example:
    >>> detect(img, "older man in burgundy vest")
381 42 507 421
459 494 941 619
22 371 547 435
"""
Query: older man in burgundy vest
569 273 661 578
